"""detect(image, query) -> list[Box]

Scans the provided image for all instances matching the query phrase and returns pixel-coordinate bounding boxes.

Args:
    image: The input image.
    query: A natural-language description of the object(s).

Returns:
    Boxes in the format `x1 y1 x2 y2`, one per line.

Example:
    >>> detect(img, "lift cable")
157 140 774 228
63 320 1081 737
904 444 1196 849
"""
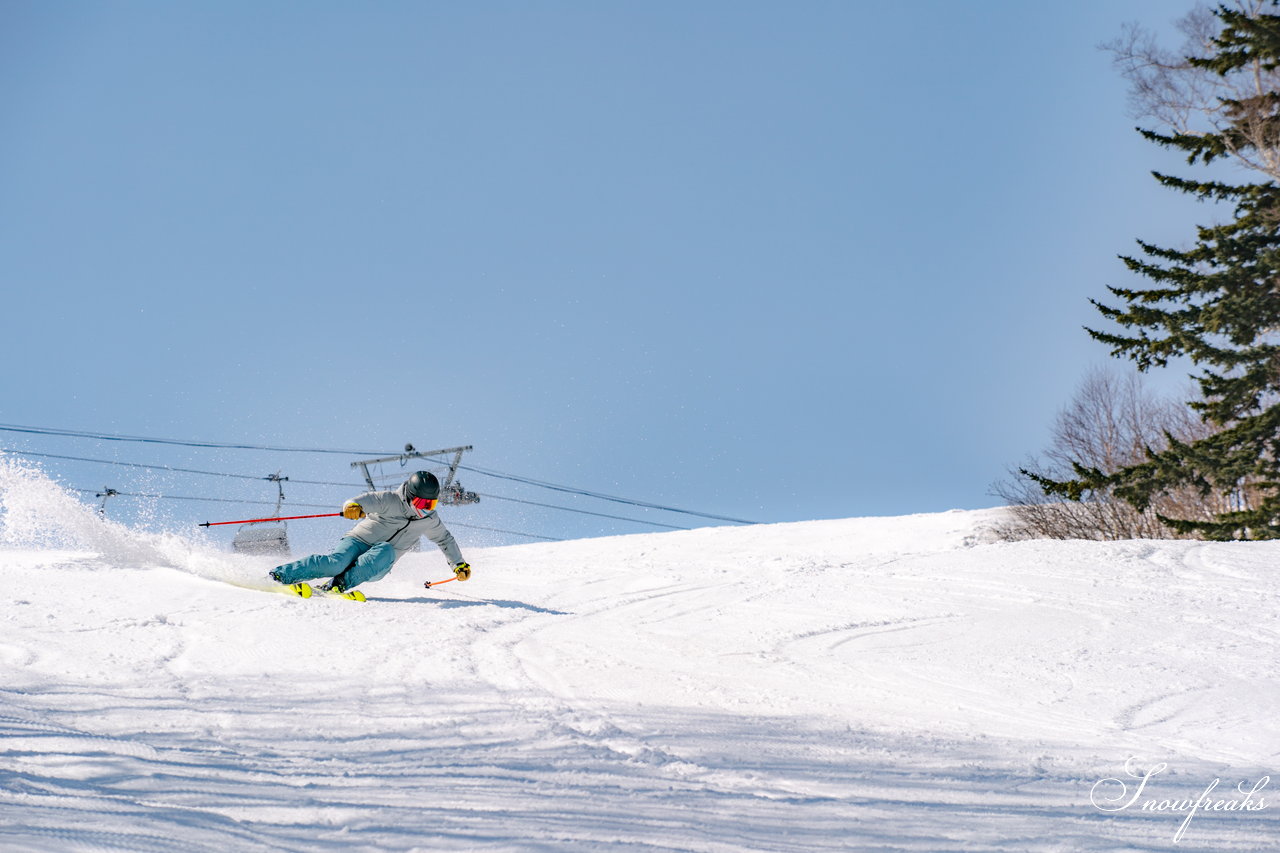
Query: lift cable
7 448 362 487
455 463 759 524
70 489 334 509
0 422 393 456
6 448 689 531
474 492 690 530
68 489 556 541
446 522 562 542
0 425 758 524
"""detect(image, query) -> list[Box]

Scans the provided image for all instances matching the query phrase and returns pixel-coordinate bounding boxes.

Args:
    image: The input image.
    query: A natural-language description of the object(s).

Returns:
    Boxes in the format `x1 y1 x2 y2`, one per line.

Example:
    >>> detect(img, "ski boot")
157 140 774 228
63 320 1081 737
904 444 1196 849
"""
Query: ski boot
321 574 366 602
268 568 311 598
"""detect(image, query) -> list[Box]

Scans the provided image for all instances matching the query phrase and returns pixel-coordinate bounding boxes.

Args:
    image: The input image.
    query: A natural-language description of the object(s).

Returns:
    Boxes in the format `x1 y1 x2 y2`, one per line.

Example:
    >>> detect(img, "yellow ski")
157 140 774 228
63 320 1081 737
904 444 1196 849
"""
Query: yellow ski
321 587 366 602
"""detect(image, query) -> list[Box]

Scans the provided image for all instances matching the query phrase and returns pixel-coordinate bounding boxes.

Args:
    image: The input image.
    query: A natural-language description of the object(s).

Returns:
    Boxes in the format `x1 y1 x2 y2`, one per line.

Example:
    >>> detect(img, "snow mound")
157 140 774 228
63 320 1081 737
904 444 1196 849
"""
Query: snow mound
1 461 1278 850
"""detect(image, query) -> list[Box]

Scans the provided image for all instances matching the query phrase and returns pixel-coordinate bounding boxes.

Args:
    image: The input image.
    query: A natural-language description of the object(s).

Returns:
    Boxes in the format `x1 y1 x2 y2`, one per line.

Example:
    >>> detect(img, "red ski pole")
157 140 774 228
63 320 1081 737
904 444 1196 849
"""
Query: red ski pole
424 577 457 589
198 512 342 528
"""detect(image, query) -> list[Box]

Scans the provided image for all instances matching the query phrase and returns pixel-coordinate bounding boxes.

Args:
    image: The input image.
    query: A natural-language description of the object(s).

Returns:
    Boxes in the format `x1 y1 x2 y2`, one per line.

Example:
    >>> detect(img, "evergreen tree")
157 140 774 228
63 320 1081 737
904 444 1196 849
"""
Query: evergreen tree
1034 2 1280 540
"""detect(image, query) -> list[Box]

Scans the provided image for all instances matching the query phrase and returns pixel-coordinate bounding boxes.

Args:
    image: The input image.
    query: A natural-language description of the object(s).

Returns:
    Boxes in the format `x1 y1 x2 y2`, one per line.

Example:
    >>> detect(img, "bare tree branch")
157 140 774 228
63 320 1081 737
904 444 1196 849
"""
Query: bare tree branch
993 368 1221 541
1104 1 1280 178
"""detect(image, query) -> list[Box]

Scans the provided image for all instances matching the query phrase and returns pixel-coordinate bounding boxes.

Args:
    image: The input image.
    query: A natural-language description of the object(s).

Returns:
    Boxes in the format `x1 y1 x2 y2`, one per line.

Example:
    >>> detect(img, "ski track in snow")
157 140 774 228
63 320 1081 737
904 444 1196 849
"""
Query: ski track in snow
1 461 1279 850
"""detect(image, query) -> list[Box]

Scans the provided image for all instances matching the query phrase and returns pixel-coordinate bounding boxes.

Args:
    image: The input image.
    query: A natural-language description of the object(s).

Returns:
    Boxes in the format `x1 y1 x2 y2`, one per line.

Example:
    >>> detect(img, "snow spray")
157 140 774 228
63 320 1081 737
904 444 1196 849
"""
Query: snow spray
0 454 264 584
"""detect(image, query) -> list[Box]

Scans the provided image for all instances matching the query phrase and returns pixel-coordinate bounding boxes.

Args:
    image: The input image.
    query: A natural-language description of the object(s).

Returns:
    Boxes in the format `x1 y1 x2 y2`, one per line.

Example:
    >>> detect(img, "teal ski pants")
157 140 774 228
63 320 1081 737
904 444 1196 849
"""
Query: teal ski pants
273 536 396 589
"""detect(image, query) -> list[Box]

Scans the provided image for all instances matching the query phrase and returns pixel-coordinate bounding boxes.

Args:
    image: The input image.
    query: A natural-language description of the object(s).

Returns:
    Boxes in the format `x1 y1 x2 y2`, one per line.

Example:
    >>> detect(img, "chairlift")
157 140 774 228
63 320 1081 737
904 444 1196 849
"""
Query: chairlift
443 481 479 505
232 472 291 556
351 443 481 506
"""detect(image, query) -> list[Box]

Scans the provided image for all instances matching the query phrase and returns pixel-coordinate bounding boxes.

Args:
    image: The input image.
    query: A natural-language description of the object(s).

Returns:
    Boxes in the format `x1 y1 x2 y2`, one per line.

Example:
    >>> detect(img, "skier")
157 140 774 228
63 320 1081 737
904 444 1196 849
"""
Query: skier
269 471 471 594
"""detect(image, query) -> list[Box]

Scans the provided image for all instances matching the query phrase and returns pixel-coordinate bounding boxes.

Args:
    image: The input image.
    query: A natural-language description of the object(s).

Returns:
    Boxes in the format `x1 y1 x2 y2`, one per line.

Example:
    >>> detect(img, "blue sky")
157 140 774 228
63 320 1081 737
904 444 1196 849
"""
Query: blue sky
1 1 1212 549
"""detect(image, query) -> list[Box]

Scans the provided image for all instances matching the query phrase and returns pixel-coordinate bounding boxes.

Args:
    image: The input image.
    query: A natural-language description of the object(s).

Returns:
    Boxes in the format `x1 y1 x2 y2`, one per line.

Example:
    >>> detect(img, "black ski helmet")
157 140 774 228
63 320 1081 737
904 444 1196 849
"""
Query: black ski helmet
406 471 441 501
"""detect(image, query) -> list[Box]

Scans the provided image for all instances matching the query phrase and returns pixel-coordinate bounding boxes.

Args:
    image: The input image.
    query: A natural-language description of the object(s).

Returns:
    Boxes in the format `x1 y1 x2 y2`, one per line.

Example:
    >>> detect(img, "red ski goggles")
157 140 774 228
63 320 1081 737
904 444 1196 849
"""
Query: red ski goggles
411 497 438 513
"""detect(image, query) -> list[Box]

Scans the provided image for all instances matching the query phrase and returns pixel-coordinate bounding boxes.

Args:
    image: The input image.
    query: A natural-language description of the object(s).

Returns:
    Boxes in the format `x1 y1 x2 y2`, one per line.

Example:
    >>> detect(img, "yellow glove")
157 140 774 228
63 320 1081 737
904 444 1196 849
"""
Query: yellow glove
453 561 472 581
342 501 365 520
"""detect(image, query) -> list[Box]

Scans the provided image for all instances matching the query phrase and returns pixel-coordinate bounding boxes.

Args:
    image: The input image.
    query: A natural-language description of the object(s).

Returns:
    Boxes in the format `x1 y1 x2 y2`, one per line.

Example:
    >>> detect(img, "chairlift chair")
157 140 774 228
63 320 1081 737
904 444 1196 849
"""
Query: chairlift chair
232 472 291 556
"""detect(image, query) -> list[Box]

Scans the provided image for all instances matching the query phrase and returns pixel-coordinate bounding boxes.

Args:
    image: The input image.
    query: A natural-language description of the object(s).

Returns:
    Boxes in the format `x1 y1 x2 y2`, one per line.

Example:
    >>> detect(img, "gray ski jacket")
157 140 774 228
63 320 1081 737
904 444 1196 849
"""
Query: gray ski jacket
345 482 464 565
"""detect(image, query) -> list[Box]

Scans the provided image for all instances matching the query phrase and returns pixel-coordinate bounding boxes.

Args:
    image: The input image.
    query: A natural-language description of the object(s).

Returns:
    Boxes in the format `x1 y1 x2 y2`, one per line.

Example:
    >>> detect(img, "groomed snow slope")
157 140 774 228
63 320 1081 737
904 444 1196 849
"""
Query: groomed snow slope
0 459 1278 851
